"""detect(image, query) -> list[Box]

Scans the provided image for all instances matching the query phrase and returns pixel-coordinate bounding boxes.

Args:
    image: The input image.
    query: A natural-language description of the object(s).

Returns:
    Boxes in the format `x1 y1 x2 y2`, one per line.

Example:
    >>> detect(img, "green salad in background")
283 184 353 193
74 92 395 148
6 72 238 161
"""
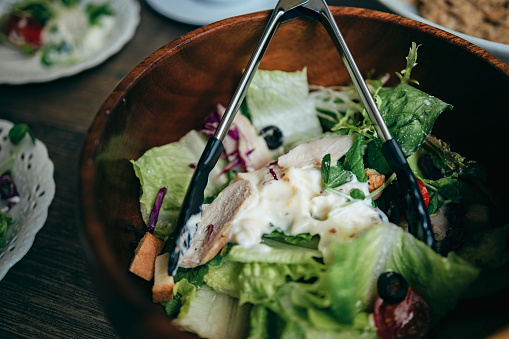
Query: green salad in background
129 44 509 339
0 0 114 66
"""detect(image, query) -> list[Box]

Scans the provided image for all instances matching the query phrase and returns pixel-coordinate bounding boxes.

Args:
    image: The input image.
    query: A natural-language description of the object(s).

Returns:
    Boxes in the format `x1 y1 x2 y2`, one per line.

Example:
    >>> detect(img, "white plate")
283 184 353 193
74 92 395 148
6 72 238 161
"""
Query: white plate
0 0 140 85
0 120 55 281
376 0 509 64
145 0 278 26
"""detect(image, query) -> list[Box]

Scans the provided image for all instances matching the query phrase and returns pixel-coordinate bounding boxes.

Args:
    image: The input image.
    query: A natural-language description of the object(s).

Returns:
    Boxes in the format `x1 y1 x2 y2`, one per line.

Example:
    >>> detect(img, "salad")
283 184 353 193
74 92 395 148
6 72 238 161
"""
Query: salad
128 44 509 338
0 0 115 66
0 124 35 246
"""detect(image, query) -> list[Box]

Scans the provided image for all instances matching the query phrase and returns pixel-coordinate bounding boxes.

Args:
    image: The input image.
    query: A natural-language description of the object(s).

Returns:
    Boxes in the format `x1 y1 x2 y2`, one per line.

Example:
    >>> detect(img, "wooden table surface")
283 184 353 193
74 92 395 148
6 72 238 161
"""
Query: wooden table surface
0 1 391 338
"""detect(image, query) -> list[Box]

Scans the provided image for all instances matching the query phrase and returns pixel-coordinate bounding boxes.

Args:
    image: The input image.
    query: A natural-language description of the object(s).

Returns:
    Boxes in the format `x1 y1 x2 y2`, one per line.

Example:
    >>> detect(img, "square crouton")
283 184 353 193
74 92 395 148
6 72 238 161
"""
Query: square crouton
152 252 175 303
128 232 164 281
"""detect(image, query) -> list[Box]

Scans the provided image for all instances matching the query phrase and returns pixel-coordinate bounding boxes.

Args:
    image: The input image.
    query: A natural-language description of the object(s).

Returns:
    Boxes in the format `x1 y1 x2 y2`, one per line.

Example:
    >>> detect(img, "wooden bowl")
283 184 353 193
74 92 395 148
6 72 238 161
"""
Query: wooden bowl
79 7 509 339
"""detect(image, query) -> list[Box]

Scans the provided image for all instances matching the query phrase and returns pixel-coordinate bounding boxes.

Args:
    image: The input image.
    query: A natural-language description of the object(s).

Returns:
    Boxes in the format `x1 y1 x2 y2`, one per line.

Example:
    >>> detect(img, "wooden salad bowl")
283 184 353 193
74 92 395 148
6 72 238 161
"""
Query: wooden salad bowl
79 6 509 339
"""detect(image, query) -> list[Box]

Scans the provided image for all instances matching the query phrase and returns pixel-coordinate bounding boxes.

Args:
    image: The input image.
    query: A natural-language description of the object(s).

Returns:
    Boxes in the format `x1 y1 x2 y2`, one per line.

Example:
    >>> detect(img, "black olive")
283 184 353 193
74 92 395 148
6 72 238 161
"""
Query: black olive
259 126 283 150
377 271 408 304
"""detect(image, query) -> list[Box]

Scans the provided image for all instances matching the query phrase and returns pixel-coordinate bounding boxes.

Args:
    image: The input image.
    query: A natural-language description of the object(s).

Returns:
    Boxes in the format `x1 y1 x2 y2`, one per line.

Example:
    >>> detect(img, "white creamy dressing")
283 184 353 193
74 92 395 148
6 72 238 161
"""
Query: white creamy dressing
228 164 388 259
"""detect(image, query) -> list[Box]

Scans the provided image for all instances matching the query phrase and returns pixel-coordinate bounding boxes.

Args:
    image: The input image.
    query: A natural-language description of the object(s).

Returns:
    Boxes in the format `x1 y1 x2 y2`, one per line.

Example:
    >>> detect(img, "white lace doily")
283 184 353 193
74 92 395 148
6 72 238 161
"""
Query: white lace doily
0 120 55 281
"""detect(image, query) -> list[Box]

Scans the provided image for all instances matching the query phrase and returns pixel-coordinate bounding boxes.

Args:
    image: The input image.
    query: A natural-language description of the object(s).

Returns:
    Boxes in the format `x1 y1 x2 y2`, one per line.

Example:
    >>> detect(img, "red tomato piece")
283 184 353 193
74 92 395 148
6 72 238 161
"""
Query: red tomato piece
417 178 429 208
373 288 432 339
5 13 43 48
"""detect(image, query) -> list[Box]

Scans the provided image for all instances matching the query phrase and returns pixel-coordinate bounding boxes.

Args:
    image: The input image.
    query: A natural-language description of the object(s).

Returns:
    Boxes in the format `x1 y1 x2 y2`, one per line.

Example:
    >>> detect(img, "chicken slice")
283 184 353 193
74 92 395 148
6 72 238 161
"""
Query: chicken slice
277 134 354 169
180 179 257 268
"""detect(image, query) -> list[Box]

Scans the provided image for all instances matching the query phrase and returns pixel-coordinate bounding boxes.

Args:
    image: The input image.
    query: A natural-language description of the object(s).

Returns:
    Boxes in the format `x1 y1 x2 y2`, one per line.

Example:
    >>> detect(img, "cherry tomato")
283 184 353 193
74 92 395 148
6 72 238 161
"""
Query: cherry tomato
417 178 429 208
5 13 43 49
374 288 432 339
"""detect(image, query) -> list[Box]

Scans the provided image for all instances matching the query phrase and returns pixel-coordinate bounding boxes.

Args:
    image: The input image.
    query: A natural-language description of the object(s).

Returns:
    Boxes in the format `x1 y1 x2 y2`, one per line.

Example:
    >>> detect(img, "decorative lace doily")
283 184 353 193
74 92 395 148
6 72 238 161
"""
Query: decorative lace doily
0 120 55 280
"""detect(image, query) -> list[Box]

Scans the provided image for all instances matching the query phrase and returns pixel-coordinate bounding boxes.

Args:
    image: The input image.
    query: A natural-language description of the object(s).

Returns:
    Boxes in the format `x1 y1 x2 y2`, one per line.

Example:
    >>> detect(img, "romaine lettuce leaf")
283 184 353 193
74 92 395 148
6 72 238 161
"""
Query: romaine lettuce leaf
326 223 479 324
203 243 324 305
131 130 226 238
204 256 243 298
162 278 196 318
244 69 323 149
248 282 377 339
172 284 251 339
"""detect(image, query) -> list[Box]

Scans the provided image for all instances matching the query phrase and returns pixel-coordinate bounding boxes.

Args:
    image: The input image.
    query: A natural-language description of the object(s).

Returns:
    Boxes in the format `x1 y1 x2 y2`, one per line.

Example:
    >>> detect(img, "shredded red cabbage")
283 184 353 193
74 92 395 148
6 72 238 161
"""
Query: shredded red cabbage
146 186 167 234
0 171 20 213
199 106 255 174
199 109 239 141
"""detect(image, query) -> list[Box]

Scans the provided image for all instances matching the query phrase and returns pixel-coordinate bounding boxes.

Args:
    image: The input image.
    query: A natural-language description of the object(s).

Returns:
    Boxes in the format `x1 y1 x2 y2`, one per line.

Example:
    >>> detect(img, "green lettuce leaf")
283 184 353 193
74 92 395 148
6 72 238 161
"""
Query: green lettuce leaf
244 69 323 149
131 130 226 238
321 154 354 189
327 223 479 324
248 282 377 339
172 284 251 339
162 278 196 318
341 133 367 182
366 84 452 174
262 230 318 247
204 256 243 298
226 244 324 305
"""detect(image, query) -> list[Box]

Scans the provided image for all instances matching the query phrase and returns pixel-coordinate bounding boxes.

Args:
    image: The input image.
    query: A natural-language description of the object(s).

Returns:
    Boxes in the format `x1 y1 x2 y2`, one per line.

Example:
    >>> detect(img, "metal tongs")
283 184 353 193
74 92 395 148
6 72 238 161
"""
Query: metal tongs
168 0 436 275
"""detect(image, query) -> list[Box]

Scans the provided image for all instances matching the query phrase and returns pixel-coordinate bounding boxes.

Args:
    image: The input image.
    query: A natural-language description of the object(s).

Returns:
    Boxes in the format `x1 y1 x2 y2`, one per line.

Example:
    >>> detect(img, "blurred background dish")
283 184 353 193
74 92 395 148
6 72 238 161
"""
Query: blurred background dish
0 0 140 85
375 0 509 64
145 0 278 26
0 119 55 281
79 6 509 338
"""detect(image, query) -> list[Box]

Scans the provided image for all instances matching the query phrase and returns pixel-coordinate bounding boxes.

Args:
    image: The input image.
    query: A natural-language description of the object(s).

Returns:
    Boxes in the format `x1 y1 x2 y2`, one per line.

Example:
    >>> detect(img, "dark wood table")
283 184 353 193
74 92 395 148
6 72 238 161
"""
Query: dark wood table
0 1 390 337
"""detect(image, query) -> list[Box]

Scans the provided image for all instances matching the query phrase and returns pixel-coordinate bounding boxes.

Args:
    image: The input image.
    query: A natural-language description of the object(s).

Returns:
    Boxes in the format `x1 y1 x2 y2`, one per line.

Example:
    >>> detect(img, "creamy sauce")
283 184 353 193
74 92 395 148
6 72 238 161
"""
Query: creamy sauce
228 164 388 260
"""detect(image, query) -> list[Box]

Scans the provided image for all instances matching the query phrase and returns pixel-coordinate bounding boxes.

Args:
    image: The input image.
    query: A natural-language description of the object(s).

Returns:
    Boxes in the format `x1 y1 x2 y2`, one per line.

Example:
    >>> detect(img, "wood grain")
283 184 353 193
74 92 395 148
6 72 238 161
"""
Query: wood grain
1 0 508 338
80 4 509 339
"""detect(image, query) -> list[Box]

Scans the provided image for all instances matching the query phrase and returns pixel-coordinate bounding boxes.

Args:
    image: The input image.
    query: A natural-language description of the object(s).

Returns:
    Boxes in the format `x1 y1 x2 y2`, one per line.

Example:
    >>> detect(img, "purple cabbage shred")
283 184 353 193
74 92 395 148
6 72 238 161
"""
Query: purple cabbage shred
0 171 20 213
146 186 167 234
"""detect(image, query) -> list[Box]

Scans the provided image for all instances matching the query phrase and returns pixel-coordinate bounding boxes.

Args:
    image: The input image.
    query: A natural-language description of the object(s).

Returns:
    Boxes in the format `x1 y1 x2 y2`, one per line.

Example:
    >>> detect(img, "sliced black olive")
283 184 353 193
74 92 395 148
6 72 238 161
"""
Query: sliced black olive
259 126 283 150
377 271 408 304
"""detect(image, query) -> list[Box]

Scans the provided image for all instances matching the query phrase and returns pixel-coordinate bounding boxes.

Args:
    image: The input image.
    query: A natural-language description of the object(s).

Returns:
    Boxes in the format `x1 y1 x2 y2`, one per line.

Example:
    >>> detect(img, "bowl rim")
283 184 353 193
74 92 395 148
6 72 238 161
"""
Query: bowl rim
78 6 509 337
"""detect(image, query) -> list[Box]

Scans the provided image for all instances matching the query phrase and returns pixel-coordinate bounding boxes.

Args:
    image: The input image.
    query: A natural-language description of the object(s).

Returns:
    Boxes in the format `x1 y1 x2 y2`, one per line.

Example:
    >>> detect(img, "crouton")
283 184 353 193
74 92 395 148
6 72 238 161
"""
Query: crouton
152 252 175 303
128 232 164 281
365 168 385 193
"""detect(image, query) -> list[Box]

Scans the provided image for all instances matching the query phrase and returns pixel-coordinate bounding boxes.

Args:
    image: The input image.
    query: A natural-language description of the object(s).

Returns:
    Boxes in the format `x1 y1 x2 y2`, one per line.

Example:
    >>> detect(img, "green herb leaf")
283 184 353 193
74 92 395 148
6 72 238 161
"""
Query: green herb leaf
350 189 366 200
365 84 452 174
8 123 35 146
341 133 367 182
427 191 443 215
396 42 420 85
321 154 354 189
0 212 13 243
85 3 114 26
174 265 209 288
162 292 183 316
12 1 54 25
421 135 470 176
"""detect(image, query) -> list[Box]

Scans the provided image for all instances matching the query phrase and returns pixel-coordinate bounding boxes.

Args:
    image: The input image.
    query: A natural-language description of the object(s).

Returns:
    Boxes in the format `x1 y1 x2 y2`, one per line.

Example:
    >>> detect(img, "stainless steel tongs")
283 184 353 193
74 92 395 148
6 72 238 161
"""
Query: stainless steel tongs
168 0 436 275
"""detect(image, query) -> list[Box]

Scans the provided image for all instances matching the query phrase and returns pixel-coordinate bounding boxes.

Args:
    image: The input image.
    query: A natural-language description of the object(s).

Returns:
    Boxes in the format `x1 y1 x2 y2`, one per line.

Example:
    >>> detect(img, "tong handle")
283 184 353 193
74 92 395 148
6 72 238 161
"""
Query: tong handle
313 0 436 250
215 0 308 141
382 140 436 250
169 0 310 274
